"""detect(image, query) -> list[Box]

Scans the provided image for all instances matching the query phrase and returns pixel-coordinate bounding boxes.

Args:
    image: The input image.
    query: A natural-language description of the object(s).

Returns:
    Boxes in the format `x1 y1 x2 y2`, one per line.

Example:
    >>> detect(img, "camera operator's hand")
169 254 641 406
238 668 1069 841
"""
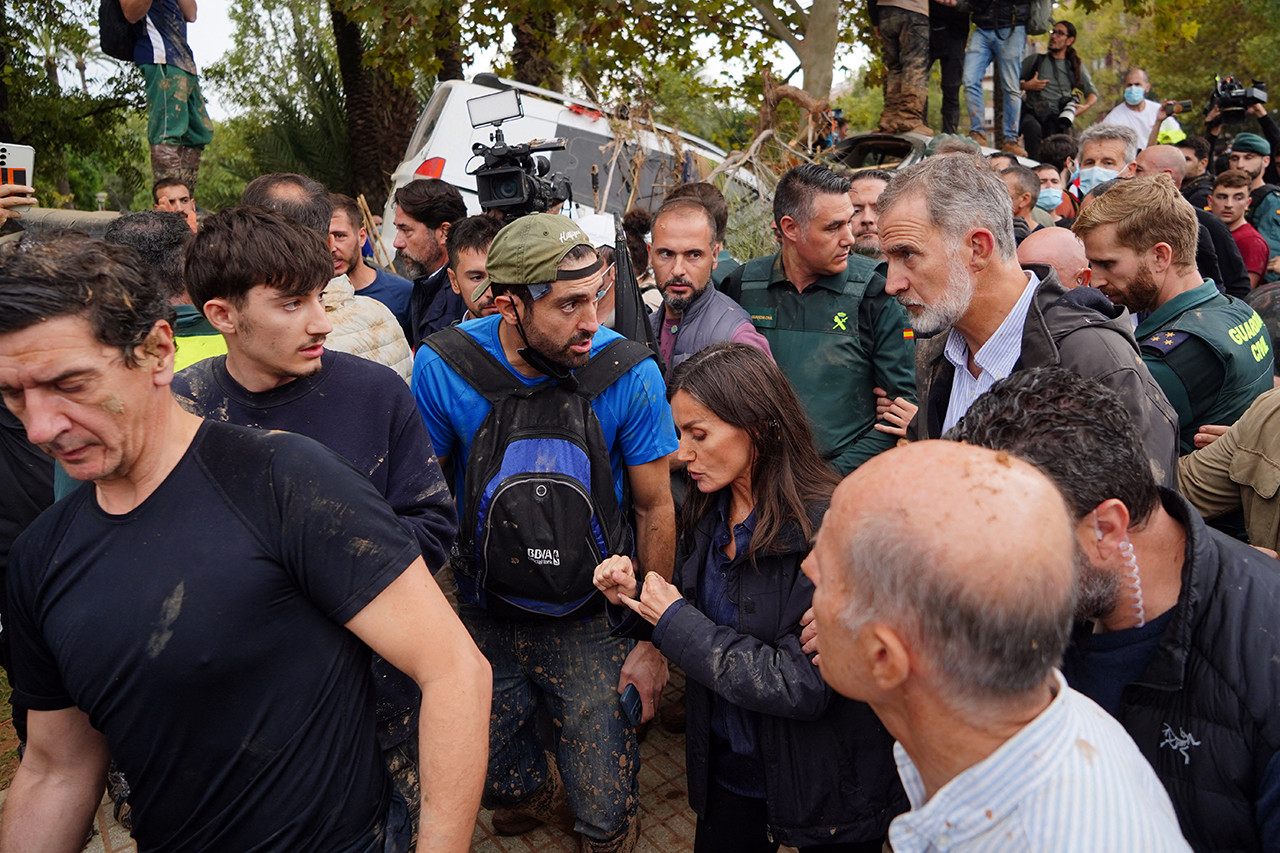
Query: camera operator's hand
1249 102 1269 119
1022 72 1048 93
0 184 36 222
1206 103 1223 135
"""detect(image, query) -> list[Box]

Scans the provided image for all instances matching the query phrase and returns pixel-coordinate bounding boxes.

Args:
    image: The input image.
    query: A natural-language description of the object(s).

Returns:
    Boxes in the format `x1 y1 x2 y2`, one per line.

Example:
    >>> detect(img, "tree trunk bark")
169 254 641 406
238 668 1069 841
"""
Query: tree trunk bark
800 0 841 101
0 0 11 141
432 1 464 82
511 10 561 92
330 1 418 211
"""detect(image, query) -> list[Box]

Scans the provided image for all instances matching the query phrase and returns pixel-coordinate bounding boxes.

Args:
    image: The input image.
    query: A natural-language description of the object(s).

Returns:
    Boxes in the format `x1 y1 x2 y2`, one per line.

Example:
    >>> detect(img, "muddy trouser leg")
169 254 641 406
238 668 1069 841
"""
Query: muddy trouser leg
877 8 906 131
897 10 931 129
141 63 212 187
457 605 550 810
382 737 420 845
527 611 638 845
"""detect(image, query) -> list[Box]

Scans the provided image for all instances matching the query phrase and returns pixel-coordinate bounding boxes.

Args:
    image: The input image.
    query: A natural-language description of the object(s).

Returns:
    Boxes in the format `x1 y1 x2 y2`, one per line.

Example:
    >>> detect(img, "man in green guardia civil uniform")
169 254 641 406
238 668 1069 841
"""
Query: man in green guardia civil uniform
722 164 916 474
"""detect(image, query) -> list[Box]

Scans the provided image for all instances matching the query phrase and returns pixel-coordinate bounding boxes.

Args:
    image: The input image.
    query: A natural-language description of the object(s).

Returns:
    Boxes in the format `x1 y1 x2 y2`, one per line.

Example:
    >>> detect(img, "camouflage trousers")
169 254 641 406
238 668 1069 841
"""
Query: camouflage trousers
878 7 931 133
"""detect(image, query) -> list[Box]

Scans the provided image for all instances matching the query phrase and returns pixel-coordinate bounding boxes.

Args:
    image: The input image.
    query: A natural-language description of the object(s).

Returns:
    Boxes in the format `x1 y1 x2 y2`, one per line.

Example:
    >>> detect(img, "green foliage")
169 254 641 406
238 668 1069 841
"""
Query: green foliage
203 0 337 113
1059 0 1280 137
242 43 352 194
197 119 257 212
1 0 144 206
68 112 150 212
641 66 757 152
203 0 352 198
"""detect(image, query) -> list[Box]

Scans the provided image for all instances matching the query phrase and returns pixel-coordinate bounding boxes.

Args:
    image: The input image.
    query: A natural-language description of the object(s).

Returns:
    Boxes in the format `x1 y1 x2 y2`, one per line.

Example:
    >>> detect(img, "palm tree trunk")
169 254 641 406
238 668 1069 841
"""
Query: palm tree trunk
329 2 418 210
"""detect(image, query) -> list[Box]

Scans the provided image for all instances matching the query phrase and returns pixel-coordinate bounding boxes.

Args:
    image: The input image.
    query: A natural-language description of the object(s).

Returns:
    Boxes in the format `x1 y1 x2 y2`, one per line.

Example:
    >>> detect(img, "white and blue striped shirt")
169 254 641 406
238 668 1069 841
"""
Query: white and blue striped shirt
888 671 1191 852
940 271 1040 434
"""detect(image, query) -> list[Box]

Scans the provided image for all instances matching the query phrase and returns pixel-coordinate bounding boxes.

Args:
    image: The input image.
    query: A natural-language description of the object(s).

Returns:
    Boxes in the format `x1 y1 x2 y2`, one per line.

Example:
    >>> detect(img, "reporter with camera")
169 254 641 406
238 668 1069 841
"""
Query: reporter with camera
1019 21 1097 160
1206 99 1280 187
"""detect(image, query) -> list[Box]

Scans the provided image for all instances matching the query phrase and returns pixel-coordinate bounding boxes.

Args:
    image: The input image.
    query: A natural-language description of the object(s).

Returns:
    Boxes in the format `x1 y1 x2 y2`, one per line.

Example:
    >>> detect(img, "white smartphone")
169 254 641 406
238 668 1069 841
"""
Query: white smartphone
0 142 35 191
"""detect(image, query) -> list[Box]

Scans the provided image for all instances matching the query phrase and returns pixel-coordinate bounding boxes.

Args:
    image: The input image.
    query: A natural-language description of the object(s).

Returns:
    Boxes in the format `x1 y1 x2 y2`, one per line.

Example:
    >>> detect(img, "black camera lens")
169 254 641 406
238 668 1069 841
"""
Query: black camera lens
493 175 522 200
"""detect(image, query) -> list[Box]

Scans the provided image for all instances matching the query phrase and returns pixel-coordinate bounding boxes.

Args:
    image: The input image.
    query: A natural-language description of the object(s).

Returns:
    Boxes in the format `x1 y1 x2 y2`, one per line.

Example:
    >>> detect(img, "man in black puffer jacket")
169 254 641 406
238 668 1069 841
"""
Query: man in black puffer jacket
951 366 1280 853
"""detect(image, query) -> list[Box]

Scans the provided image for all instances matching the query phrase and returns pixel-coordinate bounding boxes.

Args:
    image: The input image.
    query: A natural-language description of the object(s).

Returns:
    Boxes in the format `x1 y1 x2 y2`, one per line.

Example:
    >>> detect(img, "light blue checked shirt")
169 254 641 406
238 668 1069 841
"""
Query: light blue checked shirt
888 671 1191 852
941 271 1040 435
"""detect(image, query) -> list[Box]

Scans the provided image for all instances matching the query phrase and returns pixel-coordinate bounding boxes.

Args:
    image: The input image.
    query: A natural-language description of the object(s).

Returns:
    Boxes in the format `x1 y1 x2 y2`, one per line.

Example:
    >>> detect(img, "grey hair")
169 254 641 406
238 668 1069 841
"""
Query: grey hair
877 153 1017 261
1078 124 1139 167
836 507 1075 709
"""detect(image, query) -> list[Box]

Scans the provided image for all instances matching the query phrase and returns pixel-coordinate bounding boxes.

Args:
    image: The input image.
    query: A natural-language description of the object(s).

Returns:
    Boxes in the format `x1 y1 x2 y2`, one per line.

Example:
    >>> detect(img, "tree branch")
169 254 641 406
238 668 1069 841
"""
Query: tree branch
778 0 809 24
747 0 806 56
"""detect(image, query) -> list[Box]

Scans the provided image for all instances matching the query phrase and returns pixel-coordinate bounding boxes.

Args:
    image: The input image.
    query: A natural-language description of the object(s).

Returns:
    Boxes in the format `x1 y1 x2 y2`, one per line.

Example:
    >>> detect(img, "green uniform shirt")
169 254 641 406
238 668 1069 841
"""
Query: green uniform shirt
1137 281 1274 453
726 253 916 474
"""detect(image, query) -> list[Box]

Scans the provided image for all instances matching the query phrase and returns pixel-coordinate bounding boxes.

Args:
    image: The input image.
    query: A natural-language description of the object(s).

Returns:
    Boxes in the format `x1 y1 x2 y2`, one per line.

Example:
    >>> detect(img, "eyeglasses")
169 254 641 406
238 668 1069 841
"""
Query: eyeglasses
1051 29 1070 36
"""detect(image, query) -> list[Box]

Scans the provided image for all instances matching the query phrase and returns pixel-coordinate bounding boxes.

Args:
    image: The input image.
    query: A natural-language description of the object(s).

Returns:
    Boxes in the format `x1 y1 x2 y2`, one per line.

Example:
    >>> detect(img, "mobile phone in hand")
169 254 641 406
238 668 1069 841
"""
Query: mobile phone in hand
0 143 35 195
620 682 643 726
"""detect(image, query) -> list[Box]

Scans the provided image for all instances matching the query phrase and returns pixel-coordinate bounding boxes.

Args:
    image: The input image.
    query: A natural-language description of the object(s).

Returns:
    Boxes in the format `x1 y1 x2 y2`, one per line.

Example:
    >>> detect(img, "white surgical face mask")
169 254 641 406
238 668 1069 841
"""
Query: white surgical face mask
1078 166 1120 196
1123 85 1146 106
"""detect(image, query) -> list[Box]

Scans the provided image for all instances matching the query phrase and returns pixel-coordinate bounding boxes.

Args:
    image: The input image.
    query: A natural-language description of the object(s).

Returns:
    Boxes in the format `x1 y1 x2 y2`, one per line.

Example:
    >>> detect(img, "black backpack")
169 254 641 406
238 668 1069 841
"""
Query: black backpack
425 327 655 618
99 0 140 62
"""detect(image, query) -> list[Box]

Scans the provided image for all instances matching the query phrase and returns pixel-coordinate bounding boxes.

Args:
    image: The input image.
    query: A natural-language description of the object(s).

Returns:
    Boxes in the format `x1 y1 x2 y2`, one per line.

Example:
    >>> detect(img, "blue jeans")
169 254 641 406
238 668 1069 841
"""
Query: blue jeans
963 25 1025 140
459 606 639 842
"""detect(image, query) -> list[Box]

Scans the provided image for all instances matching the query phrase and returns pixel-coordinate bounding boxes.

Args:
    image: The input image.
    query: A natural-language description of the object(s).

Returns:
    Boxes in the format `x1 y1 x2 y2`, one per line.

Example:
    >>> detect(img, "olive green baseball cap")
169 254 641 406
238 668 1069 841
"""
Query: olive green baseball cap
472 213 600 302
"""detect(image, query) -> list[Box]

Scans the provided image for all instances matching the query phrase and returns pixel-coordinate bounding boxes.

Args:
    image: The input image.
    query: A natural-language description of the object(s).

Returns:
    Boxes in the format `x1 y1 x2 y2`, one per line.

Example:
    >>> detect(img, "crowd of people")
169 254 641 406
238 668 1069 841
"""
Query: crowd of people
5 7 1280 853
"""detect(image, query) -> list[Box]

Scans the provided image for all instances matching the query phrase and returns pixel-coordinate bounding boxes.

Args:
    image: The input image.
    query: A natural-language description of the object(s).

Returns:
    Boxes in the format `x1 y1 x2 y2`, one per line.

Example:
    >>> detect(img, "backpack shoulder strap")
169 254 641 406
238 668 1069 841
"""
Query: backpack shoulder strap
423 326 523 404
1024 52 1046 81
572 338 655 401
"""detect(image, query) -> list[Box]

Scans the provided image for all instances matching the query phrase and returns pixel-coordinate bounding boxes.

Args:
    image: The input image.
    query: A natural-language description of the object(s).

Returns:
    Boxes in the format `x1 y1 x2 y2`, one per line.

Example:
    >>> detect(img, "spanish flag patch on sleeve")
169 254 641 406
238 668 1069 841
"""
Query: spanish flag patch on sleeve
903 329 915 340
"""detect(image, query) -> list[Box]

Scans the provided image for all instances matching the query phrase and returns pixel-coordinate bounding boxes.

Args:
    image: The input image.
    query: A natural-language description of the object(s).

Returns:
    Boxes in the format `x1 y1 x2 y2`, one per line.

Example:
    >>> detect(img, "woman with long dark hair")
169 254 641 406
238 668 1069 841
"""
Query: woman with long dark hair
594 342 904 853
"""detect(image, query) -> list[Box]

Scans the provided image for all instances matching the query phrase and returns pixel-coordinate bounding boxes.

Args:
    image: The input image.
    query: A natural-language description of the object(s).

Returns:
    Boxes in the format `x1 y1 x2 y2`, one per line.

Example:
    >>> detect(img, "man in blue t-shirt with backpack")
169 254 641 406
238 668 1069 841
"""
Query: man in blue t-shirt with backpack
412 214 677 853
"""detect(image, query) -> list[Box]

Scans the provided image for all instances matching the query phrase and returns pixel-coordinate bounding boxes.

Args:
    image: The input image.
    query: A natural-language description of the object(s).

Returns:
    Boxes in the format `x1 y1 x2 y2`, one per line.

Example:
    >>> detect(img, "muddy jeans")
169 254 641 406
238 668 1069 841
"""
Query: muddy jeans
459 605 639 843
878 6 931 132
383 737 420 846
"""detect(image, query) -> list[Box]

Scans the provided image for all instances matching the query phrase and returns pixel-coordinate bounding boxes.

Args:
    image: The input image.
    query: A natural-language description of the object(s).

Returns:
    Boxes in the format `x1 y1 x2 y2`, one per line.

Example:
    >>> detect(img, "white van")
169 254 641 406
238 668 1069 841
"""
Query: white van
379 74 746 249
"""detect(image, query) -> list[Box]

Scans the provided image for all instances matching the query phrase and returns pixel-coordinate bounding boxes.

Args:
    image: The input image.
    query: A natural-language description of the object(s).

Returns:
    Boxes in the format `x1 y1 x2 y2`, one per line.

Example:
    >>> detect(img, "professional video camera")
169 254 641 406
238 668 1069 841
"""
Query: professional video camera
1207 76 1268 124
467 89 573 220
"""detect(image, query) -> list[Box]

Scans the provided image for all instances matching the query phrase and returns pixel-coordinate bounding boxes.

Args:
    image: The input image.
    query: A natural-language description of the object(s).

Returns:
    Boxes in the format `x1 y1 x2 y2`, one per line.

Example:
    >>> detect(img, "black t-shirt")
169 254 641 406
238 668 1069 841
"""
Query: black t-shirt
171 351 454 576
171 351 456 750
9 421 419 852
